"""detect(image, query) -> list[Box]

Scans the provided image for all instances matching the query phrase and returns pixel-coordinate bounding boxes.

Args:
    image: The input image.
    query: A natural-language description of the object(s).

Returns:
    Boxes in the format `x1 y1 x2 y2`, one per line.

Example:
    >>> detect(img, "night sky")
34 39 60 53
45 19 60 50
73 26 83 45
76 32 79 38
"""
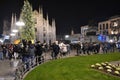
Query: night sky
0 0 120 35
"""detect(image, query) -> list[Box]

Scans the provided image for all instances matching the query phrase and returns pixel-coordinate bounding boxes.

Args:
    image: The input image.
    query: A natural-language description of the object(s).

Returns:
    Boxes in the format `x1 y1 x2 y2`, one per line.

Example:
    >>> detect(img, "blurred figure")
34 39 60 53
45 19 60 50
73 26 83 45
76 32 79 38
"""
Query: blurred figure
0 44 3 60
35 41 43 64
76 42 82 56
28 40 35 67
51 41 60 59
59 42 67 57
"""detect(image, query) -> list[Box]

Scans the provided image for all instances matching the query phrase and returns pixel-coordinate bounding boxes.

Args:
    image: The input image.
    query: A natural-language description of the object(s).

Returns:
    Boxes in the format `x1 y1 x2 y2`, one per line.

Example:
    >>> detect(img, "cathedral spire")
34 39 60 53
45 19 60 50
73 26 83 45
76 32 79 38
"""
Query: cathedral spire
71 28 74 35
46 13 48 20
39 6 43 14
46 13 49 25
11 13 14 25
52 18 56 42
14 13 17 23
52 18 56 28
39 6 43 18
11 13 14 32
11 13 17 33
39 6 41 14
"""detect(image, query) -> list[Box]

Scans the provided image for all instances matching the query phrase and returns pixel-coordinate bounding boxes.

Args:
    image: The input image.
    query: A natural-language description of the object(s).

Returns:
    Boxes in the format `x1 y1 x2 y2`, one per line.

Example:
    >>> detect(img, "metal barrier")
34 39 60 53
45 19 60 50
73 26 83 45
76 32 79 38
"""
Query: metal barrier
14 56 45 80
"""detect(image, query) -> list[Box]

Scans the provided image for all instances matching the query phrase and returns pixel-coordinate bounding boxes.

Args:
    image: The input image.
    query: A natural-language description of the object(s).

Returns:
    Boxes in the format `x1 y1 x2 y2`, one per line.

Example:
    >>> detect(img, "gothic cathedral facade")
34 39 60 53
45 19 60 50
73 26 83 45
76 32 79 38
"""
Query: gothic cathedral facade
3 7 56 44
33 7 56 44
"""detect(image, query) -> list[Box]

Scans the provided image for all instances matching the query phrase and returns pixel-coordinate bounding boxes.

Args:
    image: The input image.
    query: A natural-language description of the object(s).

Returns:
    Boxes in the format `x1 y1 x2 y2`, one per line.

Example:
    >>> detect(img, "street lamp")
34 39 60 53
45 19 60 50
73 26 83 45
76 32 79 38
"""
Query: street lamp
65 35 69 39
12 29 18 33
15 21 25 27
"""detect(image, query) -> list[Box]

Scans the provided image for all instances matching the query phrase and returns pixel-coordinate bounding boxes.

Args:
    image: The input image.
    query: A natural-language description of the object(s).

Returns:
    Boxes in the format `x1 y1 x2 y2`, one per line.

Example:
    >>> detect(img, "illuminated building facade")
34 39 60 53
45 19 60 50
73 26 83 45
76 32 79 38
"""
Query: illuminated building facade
98 15 120 42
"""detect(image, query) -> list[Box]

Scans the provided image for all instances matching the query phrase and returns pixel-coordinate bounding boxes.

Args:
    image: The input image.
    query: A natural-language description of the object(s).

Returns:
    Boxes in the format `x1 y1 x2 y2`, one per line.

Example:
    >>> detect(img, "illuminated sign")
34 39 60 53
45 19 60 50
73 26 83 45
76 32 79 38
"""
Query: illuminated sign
98 34 106 42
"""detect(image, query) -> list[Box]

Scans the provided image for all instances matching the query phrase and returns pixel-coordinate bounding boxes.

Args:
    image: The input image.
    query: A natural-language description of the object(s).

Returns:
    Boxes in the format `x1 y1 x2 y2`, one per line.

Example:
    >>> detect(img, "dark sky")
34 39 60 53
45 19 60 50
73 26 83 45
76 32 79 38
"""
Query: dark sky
0 0 120 35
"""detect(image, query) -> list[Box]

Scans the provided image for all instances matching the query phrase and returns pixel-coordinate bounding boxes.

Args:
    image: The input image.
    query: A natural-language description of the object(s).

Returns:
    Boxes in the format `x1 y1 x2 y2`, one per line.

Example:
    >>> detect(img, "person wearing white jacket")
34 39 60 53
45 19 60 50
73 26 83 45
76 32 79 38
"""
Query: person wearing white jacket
59 42 67 56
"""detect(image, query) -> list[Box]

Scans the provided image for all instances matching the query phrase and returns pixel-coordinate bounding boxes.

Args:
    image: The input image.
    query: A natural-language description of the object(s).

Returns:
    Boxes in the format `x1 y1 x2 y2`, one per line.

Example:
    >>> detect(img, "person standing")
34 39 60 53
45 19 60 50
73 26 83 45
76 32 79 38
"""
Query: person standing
51 42 60 59
0 44 3 60
35 41 43 64
28 41 35 67
76 42 81 56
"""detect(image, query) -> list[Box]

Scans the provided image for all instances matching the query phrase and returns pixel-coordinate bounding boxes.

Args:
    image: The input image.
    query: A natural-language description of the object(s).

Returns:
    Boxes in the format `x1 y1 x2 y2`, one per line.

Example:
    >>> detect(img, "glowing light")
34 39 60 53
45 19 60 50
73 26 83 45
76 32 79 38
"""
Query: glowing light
109 39 114 43
0 39 3 43
98 34 106 42
10 33 16 36
12 29 18 33
16 21 25 26
65 35 69 38
4 35 10 39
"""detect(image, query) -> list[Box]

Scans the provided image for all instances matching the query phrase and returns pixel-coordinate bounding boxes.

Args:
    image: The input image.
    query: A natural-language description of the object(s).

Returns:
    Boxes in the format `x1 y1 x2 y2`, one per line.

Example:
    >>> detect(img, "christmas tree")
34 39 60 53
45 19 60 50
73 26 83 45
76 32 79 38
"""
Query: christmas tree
20 0 35 42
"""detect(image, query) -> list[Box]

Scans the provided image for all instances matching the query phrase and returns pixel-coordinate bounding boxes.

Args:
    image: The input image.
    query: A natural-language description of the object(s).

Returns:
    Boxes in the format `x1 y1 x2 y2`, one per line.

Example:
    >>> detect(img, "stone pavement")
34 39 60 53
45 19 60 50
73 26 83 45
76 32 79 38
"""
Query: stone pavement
0 60 15 80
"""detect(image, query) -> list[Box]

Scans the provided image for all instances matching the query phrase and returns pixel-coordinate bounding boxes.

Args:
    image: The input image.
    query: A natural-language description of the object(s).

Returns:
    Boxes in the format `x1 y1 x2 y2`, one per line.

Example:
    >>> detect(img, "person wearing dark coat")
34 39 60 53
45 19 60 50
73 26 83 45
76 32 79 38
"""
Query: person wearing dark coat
35 41 43 64
51 42 60 59
76 42 81 56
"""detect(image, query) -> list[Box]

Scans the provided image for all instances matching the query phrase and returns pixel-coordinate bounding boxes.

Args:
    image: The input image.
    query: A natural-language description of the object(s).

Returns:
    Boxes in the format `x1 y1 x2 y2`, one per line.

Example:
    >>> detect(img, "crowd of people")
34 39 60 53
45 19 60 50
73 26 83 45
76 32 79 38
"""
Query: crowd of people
0 40 70 69
75 42 118 55
0 39 120 70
